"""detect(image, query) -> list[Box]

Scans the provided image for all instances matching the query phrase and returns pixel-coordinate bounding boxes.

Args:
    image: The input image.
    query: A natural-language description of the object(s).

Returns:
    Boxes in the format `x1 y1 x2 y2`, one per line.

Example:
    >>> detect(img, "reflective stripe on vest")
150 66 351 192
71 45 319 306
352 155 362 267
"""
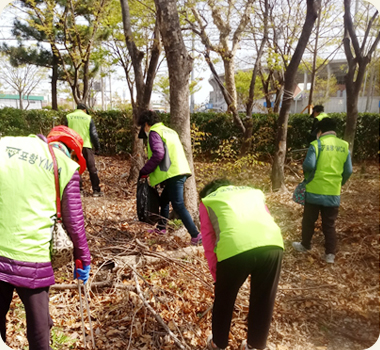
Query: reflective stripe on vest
306 135 349 196
0 135 79 263
66 110 92 148
201 186 283 262
147 123 191 186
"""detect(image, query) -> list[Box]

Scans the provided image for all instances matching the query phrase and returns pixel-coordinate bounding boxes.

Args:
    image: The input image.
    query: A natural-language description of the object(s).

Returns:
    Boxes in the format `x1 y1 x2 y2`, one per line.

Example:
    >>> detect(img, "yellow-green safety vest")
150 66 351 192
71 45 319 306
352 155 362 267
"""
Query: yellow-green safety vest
316 112 329 121
306 135 349 196
0 135 79 263
147 123 191 186
201 186 283 262
66 109 92 148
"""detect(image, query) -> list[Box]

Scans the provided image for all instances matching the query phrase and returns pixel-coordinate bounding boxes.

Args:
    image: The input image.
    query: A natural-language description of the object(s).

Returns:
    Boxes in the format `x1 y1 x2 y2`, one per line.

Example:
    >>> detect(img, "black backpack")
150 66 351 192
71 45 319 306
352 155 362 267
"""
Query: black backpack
136 178 160 224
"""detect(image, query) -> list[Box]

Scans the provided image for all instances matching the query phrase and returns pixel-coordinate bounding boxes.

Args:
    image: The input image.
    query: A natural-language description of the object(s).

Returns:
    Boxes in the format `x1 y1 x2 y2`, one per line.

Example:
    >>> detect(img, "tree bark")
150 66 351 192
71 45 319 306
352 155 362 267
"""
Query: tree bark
246 0 269 117
18 91 23 110
260 69 273 113
51 54 59 110
307 8 321 109
271 0 321 191
223 57 246 137
154 0 198 224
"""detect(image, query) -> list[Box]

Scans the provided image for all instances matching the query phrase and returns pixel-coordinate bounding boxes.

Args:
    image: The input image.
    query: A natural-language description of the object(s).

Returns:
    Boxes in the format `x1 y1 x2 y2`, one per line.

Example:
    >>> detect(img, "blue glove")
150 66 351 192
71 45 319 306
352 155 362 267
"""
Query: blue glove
74 264 91 285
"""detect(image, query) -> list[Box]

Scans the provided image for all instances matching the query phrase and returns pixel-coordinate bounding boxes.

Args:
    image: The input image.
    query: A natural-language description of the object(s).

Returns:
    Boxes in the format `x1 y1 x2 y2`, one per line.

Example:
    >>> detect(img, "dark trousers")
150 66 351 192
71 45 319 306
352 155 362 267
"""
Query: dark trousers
157 175 199 238
0 281 53 350
81 147 100 191
212 247 283 349
301 202 339 255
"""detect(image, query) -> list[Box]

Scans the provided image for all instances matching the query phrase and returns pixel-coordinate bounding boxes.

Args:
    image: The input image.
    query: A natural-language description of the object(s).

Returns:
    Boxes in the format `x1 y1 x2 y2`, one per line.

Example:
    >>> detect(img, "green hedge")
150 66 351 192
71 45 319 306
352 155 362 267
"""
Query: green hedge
190 112 379 161
0 108 378 160
0 108 134 154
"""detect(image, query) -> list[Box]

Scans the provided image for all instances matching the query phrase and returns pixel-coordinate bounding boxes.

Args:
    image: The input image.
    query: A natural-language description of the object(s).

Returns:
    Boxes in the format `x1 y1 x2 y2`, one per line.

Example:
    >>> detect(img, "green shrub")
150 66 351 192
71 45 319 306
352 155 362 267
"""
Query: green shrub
0 108 378 160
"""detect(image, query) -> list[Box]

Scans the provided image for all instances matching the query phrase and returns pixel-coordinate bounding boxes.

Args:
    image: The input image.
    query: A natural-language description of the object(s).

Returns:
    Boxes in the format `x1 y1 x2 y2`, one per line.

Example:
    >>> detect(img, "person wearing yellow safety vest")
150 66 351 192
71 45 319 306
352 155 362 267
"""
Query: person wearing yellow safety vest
65 103 103 197
138 110 202 245
199 179 283 350
293 118 352 264
308 105 329 143
0 126 91 350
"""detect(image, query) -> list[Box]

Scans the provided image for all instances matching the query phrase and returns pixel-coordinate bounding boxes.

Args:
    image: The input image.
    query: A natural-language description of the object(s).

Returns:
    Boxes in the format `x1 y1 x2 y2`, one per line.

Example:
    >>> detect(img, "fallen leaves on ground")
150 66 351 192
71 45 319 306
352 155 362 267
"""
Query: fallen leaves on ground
6 157 379 350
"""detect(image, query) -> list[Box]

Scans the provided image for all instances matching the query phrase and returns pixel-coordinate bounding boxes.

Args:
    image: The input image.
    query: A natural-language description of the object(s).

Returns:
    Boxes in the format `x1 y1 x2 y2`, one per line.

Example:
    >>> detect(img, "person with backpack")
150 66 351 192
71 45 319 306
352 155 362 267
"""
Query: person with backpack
292 118 353 264
199 179 283 350
138 110 202 245
65 103 103 197
0 126 91 350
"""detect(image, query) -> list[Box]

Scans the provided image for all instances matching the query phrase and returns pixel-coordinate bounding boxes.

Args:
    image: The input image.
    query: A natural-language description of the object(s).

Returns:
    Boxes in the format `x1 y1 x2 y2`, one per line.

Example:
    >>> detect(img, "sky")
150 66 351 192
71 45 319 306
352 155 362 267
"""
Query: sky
0 0 379 109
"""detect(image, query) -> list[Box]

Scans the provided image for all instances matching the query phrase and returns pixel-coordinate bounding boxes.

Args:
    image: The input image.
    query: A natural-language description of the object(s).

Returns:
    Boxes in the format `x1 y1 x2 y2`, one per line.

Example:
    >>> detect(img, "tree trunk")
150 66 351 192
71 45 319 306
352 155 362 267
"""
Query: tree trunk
154 0 198 224
365 65 375 113
120 0 162 183
343 0 380 155
246 0 268 117
18 92 23 110
343 77 359 155
260 69 273 113
240 118 253 156
271 0 321 192
51 55 59 111
273 86 283 113
223 57 246 134
343 57 367 155
307 8 321 108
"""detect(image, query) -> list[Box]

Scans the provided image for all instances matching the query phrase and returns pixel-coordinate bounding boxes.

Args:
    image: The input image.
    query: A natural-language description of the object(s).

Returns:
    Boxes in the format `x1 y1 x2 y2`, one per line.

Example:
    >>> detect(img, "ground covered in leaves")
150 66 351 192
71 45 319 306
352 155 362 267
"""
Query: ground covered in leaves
5 156 379 350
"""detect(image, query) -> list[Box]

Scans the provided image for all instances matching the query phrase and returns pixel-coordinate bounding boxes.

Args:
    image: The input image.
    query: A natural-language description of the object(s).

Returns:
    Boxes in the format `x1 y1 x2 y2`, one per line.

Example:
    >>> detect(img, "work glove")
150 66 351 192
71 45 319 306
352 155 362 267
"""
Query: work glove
74 260 91 285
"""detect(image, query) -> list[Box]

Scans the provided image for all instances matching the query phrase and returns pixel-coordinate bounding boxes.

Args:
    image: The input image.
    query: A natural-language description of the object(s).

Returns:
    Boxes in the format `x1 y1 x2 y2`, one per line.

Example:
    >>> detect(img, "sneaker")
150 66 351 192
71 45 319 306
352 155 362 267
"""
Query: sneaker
93 190 104 197
190 233 202 246
292 241 307 252
207 334 225 350
148 228 167 235
240 340 257 350
325 253 335 264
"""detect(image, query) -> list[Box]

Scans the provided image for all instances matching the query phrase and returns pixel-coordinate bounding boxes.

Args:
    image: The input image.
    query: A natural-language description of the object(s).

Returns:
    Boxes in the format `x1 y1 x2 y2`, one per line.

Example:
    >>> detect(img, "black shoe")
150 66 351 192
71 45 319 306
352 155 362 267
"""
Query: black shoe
93 190 104 197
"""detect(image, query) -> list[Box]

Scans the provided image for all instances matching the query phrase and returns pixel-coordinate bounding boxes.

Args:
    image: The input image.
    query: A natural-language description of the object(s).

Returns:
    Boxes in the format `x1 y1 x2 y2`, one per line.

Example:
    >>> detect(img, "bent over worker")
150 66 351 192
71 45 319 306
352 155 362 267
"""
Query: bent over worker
138 110 201 245
200 179 283 350
0 127 91 350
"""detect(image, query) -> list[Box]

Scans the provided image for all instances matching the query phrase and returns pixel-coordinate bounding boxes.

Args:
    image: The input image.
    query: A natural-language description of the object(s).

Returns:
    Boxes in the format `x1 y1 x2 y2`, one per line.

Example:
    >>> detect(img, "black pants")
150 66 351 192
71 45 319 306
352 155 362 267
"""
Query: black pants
0 281 53 350
81 147 100 192
301 202 339 255
212 247 283 349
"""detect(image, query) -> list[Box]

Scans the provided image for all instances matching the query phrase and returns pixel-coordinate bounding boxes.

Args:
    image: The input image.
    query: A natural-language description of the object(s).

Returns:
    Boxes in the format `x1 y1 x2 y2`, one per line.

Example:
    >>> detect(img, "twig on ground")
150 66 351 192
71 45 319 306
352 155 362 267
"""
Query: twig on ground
132 271 190 350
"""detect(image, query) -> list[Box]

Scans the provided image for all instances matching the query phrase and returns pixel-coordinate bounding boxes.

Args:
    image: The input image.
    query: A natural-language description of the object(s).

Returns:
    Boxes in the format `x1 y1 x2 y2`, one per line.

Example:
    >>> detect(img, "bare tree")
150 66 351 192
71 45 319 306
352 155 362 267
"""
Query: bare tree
343 0 380 155
305 0 343 112
186 0 254 155
120 0 162 182
246 0 269 118
21 0 112 104
154 0 198 221
258 0 306 114
0 57 46 110
271 0 321 191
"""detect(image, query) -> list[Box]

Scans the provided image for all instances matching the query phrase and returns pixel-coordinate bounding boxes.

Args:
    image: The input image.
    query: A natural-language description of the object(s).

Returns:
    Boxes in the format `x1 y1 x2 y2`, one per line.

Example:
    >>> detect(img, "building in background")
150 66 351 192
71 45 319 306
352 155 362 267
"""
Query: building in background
208 59 379 114
0 94 44 110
